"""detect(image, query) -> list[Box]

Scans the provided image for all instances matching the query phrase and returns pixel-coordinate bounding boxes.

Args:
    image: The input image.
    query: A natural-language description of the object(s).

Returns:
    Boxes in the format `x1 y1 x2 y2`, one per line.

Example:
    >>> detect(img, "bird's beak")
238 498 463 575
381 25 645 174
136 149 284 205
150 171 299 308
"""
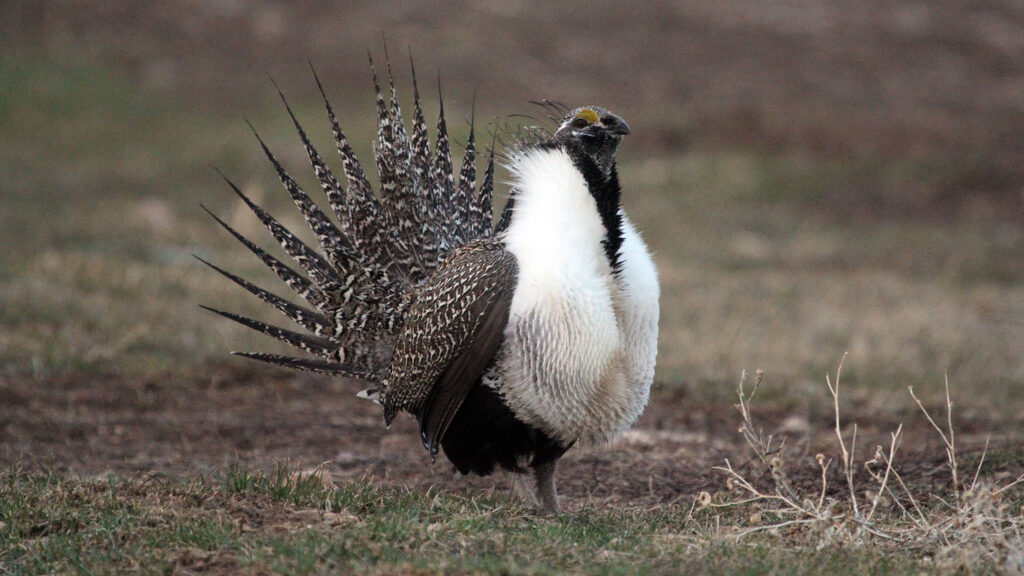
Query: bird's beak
605 114 631 136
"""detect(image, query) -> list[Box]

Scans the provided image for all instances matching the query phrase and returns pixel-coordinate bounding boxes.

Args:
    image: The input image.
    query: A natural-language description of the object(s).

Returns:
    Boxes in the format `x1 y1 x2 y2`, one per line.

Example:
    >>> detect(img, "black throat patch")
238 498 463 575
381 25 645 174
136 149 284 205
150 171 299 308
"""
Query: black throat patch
567 150 624 274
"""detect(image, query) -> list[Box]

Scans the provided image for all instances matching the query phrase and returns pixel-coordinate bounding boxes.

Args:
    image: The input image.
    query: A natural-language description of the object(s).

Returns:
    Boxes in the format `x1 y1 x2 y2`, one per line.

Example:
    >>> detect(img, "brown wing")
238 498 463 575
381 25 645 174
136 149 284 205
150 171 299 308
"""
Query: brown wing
418 278 513 458
380 239 517 457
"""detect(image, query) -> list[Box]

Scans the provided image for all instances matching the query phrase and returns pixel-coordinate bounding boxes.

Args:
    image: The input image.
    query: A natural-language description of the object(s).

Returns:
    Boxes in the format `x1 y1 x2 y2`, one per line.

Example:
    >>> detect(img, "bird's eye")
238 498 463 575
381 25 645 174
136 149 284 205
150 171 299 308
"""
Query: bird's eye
571 117 590 129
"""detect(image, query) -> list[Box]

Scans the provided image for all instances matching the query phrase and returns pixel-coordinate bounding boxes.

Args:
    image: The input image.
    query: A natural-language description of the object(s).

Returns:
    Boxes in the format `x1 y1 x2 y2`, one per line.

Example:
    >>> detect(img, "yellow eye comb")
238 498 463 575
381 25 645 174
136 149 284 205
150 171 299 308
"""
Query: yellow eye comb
575 108 600 124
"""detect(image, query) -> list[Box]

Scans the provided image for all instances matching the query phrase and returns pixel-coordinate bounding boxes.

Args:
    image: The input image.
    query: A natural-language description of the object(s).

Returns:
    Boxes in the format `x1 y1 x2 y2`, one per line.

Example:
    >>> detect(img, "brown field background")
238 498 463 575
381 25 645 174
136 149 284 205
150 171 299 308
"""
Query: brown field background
2 0 1023 492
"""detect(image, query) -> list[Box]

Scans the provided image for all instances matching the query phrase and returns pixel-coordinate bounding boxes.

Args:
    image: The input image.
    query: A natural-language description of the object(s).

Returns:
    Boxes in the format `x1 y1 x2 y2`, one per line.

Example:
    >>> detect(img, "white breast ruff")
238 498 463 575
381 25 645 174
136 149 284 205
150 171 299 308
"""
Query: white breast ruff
497 148 658 446
613 213 660 425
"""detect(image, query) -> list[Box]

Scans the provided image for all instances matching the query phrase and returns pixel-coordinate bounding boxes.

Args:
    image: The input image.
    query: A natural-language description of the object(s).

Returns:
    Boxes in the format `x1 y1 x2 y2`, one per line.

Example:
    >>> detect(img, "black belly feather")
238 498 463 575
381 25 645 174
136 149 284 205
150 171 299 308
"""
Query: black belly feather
439 382 570 476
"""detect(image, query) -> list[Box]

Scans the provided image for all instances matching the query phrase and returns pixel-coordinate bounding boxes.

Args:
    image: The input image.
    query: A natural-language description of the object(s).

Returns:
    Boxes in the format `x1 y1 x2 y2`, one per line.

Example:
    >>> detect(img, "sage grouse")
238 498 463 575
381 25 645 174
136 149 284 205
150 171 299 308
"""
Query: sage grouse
200 60 660 513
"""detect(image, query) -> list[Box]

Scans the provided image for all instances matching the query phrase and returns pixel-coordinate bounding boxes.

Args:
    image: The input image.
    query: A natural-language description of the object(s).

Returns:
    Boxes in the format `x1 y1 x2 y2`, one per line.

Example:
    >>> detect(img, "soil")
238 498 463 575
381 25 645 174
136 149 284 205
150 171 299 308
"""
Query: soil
3 365 1019 510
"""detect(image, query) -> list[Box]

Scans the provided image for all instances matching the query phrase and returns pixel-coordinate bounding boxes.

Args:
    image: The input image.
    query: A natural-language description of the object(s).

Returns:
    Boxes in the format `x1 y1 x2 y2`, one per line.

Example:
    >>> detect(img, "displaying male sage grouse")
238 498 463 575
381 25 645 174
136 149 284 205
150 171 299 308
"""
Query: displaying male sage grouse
200 58 659 513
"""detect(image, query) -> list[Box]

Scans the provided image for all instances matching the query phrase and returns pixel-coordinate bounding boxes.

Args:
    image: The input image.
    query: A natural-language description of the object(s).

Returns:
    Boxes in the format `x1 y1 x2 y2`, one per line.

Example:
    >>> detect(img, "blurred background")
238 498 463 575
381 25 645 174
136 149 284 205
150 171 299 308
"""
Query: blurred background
2 0 1022 413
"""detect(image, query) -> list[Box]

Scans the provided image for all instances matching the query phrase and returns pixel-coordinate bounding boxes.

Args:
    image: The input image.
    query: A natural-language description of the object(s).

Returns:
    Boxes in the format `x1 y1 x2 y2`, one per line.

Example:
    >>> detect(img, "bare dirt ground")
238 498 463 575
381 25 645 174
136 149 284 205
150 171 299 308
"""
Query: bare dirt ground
3 367 1020 512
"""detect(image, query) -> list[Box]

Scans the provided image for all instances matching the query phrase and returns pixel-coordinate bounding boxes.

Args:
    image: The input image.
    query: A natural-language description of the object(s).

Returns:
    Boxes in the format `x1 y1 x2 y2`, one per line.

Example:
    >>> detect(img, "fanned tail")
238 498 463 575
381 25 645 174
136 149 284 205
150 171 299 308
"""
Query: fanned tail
202 53 498 385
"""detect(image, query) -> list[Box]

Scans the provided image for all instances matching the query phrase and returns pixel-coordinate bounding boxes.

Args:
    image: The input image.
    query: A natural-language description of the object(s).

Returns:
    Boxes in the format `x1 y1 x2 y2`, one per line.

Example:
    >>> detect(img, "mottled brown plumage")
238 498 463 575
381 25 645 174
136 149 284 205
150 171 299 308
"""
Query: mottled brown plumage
379 239 517 454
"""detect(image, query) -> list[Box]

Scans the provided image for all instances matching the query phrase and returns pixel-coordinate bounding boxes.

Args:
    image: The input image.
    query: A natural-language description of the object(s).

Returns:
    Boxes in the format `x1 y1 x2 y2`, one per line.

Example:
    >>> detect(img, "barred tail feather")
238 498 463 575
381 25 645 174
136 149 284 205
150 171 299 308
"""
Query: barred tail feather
246 117 357 275
218 170 345 296
472 144 496 239
408 54 431 186
232 352 373 380
382 47 425 280
202 198 393 379
199 305 340 359
261 91 405 306
430 83 457 260
204 59 499 386
193 254 332 337
370 51 425 282
201 198 326 310
311 68 394 277
383 45 412 179
408 56 441 274
270 81 360 252
453 103 476 245
495 193 515 234
370 53 399 206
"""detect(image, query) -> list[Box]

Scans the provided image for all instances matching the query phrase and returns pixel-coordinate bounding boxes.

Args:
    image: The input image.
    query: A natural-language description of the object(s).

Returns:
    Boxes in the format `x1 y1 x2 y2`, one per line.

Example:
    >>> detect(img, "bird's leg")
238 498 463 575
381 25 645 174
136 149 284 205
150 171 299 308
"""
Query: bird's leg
533 460 560 514
510 472 539 508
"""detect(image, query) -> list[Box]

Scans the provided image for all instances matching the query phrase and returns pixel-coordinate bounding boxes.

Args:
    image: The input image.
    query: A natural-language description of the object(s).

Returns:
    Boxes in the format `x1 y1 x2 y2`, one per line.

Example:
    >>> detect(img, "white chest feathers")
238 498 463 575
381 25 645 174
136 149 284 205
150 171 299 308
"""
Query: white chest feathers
497 148 659 446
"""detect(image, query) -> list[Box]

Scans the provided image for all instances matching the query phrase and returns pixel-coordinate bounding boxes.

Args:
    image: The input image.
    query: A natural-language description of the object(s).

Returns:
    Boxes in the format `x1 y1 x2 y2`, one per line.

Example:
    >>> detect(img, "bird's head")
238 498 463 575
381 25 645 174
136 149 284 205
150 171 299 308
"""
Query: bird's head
550 106 630 178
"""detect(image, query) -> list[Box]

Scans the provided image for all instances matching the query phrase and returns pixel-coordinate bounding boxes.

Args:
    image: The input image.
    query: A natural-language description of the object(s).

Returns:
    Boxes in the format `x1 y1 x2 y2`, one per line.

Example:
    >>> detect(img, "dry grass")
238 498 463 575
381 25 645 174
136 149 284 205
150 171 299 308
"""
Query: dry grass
697 358 1024 573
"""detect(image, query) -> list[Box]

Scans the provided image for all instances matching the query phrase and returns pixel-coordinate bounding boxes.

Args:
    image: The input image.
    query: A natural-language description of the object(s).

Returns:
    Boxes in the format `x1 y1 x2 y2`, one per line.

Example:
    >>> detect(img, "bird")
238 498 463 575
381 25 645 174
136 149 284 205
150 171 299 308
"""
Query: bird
199 54 660 513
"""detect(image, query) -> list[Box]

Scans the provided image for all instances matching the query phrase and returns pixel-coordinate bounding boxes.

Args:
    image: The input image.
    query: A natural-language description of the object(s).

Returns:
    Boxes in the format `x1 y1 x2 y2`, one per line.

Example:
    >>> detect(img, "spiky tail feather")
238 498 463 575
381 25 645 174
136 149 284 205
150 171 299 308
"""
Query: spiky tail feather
202 53 497 384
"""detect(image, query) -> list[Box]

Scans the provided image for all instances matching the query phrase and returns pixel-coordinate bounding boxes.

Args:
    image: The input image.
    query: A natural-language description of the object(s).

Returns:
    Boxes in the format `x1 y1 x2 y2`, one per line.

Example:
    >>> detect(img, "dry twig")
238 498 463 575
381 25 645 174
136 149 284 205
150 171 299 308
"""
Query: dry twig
702 360 1024 572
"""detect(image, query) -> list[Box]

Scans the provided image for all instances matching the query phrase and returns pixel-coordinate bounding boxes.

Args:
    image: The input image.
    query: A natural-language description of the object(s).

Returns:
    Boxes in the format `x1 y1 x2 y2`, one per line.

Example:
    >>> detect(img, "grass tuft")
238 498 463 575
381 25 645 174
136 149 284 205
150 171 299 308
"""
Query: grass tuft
701 358 1024 573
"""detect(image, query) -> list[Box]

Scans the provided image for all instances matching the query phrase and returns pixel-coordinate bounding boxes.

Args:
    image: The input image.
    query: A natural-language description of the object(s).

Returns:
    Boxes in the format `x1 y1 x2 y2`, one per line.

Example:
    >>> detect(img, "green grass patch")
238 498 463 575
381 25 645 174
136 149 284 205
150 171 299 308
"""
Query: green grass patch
0 467 941 575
